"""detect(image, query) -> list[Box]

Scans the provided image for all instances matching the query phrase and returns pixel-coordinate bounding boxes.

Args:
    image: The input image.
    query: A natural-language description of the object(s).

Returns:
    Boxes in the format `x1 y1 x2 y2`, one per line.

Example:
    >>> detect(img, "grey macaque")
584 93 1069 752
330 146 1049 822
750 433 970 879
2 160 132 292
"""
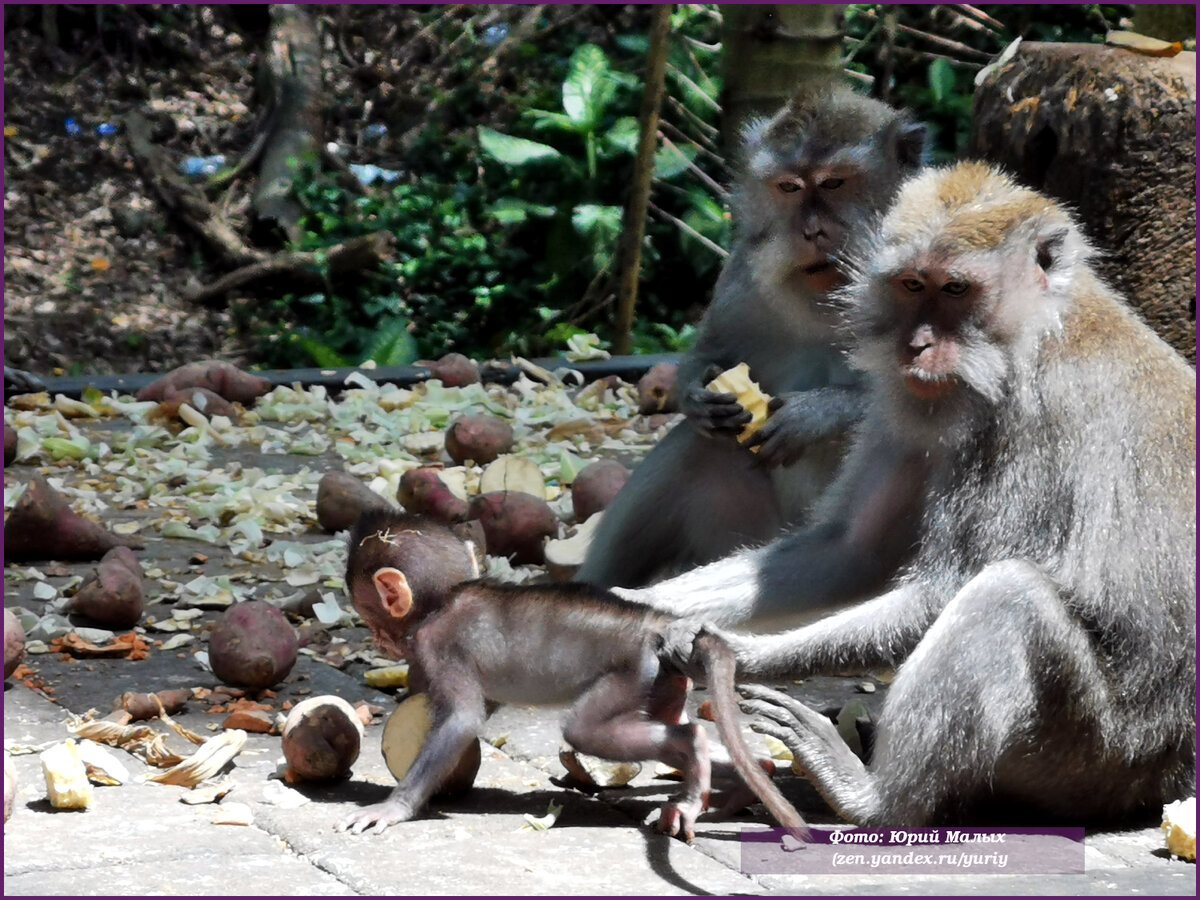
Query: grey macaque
335 508 807 841
576 83 927 588
636 162 1196 825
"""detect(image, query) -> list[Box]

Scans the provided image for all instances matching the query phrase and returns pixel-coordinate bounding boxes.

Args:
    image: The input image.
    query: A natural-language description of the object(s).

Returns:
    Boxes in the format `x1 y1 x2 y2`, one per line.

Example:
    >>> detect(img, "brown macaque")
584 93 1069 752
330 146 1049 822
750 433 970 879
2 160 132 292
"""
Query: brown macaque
336 508 806 841
577 83 927 588
638 163 1196 825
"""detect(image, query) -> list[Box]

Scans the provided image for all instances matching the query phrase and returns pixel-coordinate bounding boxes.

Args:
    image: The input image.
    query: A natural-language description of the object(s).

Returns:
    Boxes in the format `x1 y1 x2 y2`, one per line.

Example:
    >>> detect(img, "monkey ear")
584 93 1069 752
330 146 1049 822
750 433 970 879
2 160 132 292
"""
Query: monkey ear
891 121 929 172
372 567 414 619
1035 224 1069 272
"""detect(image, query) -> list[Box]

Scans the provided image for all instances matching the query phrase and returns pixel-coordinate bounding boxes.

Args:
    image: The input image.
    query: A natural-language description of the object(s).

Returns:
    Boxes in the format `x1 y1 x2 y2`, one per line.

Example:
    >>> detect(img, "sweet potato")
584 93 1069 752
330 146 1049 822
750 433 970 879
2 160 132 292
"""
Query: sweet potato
115 688 192 721
397 467 469 523
208 601 298 690
315 471 393 533
136 360 272 405
637 362 679 415
69 546 144 629
571 460 631 522
4 608 26 679
382 693 480 796
416 352 480 388
147 387 237 424
445 415 513 465
4 423 17 466
281 695 363 782
468 491 558 565
3 473 143 562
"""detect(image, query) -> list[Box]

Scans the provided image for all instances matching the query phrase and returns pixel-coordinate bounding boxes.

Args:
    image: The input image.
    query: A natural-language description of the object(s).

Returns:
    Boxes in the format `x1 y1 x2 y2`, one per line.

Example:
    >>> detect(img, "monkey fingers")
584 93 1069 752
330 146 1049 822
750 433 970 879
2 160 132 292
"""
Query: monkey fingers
657 795 707 844
685 390 752 436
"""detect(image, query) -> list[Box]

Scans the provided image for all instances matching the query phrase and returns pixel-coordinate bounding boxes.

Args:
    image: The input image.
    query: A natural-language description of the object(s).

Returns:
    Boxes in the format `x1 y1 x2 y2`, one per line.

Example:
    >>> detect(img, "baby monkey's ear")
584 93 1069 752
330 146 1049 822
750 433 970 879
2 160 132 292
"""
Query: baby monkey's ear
372 567 414 618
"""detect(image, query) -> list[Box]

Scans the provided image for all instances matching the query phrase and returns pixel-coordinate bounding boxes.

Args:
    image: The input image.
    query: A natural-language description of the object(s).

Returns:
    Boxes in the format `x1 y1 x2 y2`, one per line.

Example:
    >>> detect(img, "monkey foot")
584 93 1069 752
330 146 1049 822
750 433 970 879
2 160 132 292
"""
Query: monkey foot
656 794 708 843
335 798 416 835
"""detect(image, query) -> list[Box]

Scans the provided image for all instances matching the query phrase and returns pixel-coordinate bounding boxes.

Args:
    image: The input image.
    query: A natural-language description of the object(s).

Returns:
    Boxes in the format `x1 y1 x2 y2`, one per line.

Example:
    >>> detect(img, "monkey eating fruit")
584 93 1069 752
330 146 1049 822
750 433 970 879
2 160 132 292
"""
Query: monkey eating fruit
335 508 807 841
638 162 1196 826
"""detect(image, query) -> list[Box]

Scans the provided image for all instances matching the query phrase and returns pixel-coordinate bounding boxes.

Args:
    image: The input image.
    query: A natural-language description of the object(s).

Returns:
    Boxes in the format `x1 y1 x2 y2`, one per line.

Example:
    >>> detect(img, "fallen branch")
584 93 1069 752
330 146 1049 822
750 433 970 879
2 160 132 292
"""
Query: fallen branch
183 232 395 306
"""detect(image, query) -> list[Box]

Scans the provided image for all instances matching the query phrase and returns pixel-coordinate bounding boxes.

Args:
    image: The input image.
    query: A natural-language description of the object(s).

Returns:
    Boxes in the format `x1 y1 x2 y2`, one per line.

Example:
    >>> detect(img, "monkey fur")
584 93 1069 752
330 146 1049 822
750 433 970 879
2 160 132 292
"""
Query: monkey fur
576 83 927 589
631 162 1195 826
336 508 806 841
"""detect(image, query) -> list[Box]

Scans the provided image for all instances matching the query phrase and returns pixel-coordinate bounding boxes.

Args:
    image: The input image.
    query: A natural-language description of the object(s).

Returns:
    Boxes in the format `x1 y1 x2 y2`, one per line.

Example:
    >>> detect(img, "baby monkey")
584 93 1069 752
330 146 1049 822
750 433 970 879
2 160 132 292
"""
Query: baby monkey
336 507 806 841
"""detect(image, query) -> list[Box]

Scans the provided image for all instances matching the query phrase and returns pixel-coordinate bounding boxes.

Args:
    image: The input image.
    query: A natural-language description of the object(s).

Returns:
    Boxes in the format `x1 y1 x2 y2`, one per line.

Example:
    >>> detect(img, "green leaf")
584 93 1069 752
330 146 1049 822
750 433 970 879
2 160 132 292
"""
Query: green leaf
525 108 580 134
478 126 563 166
604 117 640 154
293 335 348 368
562 44 614 131
653 143 697 180
363 318 418 366
927 58 955 104
571 203 623 237
486 197 557 225
614 34 649 54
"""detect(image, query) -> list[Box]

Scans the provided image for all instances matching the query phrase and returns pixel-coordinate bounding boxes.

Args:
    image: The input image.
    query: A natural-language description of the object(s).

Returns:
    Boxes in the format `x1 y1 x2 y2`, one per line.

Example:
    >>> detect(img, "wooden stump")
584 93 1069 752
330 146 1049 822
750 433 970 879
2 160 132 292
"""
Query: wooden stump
970 43 1196 361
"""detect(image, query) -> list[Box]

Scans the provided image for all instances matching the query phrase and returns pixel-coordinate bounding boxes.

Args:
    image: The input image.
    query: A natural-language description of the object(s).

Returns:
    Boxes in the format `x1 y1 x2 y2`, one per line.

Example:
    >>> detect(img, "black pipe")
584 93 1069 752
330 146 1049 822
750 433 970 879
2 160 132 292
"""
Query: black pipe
16 354 682 401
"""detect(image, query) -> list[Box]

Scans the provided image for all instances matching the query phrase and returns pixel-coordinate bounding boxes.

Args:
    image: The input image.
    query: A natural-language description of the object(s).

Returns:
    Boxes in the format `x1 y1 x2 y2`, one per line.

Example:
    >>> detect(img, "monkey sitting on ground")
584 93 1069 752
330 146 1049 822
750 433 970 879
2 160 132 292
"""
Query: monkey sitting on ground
335 507 807 840
576 83 927 588
633 161 1196 826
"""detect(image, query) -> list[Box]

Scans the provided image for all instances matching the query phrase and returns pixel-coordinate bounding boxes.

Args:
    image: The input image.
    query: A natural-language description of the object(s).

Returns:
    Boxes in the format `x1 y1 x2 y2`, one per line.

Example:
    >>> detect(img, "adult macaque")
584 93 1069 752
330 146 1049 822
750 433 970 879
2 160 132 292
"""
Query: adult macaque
335 508 806 841
577 83 927 588
636 162 1196 825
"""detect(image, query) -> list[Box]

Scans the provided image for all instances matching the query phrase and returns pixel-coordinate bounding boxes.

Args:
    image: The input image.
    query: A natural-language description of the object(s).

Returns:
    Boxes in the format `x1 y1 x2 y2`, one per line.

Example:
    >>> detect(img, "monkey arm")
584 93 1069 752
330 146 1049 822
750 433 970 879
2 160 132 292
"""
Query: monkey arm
747 386 866 467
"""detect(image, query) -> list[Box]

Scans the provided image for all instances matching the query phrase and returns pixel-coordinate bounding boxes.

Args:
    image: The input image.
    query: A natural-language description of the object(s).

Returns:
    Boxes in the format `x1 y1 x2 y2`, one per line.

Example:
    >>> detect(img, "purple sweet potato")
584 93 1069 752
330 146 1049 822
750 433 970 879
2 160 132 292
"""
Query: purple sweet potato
571 460 631 522
445 415 513 466
3 473 143 563
416 353 480 388
209 601 298 690
637 362 679 415
69 546 144 629
4 424 17 466
147 387 238 424
315 472 393 533
398 467 469 523
116 688 192 721
137 360 272 405
281 695 363 782
4 609 26 679
468 491 558 565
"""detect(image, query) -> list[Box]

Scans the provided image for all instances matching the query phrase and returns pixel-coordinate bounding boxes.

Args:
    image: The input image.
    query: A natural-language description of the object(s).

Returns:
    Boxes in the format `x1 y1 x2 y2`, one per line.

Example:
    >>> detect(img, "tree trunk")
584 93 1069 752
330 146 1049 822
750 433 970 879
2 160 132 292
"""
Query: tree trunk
970 43 1196 361
612 4 672 357
721 4 845 148
252 4 325 246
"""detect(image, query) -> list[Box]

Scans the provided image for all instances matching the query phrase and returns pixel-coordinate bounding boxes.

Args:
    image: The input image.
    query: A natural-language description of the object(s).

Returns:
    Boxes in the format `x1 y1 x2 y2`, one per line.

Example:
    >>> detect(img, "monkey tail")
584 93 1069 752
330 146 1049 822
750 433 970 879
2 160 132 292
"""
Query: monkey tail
696 633 811 842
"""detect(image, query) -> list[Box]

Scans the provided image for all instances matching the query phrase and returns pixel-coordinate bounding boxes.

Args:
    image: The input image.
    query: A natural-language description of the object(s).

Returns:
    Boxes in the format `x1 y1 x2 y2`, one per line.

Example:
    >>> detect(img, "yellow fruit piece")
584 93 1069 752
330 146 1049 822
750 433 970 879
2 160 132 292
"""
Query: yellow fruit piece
1162 796 1196 861
705 363 773 447
41 739 93 809
364 665 409 689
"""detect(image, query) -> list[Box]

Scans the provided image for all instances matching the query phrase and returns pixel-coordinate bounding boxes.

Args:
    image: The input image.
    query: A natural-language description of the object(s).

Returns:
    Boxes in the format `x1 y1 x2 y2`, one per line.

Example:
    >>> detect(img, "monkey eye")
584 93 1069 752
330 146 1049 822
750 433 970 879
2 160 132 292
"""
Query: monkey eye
900 277 924 293
777 180 802 194
819 177 845 190
941 280 970 297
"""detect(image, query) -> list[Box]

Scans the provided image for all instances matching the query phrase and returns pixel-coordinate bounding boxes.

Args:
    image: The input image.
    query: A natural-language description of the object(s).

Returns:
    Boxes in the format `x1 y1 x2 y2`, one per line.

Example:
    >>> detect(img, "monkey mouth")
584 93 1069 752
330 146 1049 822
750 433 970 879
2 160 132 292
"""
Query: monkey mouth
903 369 958 400
800 260 834 276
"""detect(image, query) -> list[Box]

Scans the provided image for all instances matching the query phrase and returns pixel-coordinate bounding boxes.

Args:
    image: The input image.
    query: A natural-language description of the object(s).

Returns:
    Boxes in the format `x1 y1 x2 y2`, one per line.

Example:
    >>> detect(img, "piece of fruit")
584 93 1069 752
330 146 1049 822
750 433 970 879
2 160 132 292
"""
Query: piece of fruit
570 460 630 522
281 695 363 782
41 739 93 809
468 491 558 565
69 546 144 629
315 472 394 533
382 694 480 796
705 363 773 446
208 602 298 690
445 415 513 466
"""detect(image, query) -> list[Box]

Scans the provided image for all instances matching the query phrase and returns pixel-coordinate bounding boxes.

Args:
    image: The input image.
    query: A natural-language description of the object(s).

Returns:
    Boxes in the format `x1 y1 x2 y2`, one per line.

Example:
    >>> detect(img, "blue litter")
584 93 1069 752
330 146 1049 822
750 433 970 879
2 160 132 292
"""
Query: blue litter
180 154 227 177
349 164 401 187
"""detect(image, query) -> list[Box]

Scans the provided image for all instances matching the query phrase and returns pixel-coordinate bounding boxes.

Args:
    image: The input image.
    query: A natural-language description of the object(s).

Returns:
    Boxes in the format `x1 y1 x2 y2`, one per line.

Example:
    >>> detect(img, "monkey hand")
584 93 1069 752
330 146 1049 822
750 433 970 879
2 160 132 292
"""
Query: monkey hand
657 618 736 680
680 365 753 437
335 795 418 835
747 388 863 467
